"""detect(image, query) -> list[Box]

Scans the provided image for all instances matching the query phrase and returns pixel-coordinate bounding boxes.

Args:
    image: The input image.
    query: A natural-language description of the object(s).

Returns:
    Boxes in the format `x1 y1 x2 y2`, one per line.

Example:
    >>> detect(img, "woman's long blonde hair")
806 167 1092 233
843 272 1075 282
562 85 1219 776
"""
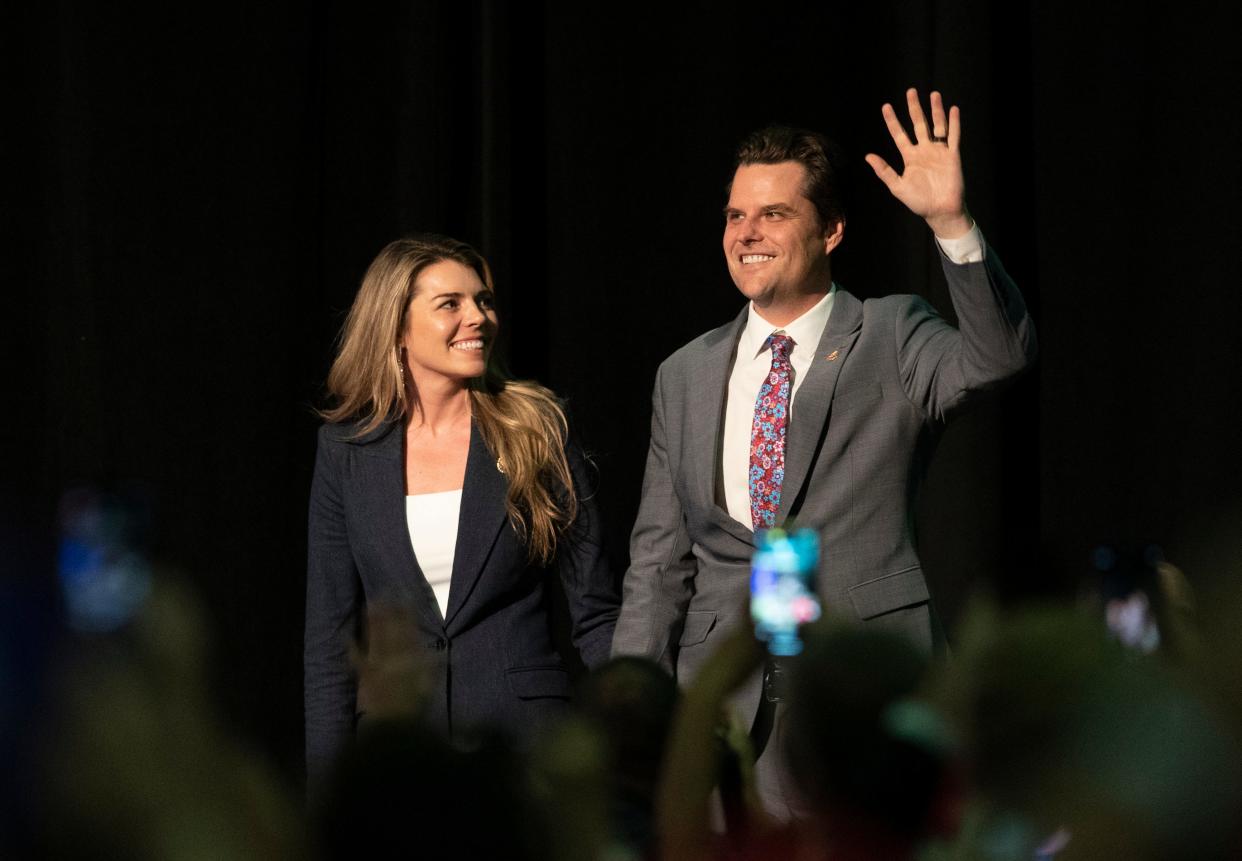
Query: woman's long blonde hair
320 234 576 564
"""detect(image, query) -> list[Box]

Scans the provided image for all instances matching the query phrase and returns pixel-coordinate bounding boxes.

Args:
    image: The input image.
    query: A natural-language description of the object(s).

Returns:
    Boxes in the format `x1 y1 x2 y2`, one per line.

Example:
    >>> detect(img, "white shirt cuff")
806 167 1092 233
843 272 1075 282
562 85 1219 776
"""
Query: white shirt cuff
935 222 985 264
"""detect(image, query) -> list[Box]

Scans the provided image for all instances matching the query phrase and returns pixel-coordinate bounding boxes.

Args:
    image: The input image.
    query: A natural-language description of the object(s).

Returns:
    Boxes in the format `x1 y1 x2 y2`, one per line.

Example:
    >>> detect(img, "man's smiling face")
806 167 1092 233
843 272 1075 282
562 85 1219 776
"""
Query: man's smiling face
722 161 841 316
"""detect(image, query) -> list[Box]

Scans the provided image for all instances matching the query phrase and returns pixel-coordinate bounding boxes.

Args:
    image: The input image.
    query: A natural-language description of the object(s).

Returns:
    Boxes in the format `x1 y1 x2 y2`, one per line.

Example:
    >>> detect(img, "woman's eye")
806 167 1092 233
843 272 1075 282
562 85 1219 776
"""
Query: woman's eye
440 299 458 310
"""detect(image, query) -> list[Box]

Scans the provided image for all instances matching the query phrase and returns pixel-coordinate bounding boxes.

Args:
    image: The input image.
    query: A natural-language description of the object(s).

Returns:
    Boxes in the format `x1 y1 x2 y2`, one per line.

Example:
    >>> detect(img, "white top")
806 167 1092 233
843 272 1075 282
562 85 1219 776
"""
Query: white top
405 489 463 618
721 225 986 528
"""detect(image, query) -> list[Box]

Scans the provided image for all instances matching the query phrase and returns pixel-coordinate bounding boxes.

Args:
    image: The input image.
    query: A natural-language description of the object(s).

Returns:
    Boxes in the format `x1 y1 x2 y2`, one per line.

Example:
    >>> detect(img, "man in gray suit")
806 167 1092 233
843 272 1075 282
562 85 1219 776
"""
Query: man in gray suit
612 89 1037 816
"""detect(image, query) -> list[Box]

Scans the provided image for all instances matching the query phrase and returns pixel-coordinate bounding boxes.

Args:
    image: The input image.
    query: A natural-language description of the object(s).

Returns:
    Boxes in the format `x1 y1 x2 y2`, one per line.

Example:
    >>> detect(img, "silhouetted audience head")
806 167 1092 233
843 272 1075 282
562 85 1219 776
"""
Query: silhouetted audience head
569 656 679 858
29 574 301 859
317 720 544 861
576 656 679 794
938 602 1242 860
784 623 956 844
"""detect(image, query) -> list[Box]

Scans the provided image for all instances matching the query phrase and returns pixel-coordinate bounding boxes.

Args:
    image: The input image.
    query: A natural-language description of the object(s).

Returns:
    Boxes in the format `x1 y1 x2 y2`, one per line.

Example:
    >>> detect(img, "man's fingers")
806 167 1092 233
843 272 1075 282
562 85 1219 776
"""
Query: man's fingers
865 153 900 193
881 103 912 151
906 87 931 142
929 90 948 140
947 104 962 150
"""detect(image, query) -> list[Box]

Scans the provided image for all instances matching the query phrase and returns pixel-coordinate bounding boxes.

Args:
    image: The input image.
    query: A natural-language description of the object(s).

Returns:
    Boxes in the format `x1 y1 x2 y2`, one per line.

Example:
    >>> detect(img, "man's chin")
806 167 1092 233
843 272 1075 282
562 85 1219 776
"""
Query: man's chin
732 277 771 303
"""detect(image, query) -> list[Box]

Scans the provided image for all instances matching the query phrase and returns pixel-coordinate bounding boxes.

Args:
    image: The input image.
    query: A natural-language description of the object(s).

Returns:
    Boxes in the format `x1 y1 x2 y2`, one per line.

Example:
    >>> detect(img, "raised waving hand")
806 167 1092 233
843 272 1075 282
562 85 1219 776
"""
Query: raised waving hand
865 88 973 239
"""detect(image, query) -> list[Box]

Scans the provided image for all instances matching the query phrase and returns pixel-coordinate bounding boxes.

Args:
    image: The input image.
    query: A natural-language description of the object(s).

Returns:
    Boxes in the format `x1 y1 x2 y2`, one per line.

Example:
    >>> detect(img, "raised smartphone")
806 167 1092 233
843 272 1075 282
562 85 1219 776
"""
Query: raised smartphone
750 527 822 656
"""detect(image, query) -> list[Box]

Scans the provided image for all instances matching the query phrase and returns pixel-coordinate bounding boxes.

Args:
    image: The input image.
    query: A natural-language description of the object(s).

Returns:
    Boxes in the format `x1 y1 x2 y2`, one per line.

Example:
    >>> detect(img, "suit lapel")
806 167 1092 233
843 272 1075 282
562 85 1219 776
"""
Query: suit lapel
355 421 446 633
688 307 749 515
775 289 864 524
443 420 508 628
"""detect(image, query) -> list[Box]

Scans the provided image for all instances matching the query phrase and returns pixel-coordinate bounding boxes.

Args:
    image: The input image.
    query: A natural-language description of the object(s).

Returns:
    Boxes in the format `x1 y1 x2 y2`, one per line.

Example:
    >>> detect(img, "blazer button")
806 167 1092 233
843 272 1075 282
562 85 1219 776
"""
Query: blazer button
434 637 447 651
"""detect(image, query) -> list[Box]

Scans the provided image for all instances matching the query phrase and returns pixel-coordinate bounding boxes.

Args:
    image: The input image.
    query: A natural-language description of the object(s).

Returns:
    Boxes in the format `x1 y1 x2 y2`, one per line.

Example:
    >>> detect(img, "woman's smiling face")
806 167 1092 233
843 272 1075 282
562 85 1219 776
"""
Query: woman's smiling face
399 259 498 386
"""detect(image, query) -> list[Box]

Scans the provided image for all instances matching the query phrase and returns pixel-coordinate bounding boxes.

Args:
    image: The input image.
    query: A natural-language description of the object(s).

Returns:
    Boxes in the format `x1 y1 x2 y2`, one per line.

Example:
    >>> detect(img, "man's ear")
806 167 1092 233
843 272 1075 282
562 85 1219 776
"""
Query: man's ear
823 219 845 255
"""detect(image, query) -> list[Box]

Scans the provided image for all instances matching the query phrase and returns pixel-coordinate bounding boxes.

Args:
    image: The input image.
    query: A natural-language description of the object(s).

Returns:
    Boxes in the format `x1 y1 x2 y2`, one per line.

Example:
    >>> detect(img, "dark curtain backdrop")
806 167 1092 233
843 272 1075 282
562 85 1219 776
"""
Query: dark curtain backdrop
6 1 1239 784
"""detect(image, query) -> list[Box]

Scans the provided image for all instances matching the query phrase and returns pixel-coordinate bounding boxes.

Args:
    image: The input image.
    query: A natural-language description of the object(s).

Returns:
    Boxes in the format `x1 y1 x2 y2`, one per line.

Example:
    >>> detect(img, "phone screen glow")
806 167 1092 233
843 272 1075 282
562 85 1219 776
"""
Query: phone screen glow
750 527 822 656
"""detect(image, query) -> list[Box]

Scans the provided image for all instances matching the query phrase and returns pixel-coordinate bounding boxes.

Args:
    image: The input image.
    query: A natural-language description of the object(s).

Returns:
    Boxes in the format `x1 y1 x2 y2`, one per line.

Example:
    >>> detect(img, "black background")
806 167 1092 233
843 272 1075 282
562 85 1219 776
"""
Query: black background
6 1 1240 784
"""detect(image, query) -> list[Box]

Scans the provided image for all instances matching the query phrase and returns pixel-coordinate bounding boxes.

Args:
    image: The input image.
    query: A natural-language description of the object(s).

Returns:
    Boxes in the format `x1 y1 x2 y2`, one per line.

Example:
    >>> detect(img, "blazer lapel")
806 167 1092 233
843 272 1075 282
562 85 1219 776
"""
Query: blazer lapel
354 421 446 633
775 289 864 525
443 420 508 628
688 306 749 515
708 502 756 545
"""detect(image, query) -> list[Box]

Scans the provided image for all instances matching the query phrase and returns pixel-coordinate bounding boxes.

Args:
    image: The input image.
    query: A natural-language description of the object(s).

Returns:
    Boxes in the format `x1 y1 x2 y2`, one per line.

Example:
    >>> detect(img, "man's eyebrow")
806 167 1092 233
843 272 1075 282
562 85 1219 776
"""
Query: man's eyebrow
722 203 800 215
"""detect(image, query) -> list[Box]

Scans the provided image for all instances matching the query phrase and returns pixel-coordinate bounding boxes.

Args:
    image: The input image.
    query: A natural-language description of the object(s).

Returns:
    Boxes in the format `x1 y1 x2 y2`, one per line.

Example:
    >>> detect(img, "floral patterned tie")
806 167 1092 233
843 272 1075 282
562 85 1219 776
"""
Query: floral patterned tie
750 332 794 531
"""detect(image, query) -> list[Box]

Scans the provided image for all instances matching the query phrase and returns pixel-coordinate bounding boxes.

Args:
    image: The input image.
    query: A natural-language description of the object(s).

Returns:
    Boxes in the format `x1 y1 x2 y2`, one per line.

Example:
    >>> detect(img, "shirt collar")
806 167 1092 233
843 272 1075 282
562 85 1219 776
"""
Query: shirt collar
740 286 836 360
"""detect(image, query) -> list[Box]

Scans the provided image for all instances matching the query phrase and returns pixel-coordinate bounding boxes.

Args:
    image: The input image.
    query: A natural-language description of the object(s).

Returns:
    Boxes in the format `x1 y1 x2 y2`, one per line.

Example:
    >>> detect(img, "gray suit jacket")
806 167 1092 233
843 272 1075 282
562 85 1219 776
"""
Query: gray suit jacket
305 418 618 791
613 245 1036 710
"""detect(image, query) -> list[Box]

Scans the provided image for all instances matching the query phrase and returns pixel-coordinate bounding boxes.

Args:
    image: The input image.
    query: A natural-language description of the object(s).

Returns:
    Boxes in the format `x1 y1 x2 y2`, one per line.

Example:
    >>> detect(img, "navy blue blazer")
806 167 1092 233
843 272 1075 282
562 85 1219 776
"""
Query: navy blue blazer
304 417 618 788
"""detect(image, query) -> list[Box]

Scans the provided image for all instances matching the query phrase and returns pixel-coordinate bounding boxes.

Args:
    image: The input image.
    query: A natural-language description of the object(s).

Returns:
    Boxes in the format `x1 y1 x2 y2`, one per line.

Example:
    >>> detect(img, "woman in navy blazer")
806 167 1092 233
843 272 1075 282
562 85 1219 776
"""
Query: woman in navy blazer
305 234 618 790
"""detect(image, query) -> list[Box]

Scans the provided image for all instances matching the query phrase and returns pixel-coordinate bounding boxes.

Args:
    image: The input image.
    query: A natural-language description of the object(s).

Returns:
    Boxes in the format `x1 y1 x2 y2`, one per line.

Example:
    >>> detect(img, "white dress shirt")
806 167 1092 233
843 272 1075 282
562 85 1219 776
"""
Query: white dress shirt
720 226 985 528
405 489 462 617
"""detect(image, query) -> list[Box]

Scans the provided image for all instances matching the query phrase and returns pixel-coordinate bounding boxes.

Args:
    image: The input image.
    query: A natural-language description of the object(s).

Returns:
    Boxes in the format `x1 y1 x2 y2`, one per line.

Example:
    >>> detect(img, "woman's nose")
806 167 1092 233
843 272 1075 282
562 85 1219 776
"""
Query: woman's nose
463 300 488 328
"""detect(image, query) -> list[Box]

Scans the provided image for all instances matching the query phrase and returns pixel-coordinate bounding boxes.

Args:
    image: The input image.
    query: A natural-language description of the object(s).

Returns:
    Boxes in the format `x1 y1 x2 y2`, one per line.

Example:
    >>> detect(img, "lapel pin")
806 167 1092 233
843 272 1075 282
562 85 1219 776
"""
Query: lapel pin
825 350 840 362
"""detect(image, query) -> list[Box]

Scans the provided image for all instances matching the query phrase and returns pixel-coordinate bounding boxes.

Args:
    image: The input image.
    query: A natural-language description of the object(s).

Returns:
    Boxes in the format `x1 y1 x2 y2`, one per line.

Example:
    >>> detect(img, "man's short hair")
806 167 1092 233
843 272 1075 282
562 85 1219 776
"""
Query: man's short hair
733 125 849 229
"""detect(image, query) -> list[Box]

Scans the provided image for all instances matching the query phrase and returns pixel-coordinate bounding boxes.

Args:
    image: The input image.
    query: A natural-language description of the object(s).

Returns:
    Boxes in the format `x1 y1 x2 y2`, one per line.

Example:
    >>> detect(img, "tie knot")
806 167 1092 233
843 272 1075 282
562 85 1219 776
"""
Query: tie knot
767 333 793 361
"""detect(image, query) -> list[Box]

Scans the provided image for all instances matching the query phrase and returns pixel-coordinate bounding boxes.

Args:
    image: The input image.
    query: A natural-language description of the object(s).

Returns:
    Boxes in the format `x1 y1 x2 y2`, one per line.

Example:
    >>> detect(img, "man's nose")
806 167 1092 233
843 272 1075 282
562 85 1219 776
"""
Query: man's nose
737 217 763 243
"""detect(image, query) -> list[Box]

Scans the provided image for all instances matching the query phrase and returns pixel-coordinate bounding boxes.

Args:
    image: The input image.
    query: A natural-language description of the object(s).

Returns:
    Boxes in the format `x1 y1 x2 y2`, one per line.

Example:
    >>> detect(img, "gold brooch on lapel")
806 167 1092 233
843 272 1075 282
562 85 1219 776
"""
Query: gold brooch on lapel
825 350 840 362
